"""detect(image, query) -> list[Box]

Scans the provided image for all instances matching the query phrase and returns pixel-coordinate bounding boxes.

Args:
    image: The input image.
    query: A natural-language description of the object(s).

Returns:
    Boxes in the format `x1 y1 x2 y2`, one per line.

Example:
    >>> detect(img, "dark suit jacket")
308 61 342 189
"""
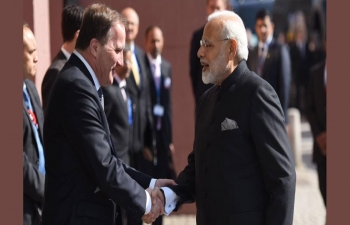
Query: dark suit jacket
189 26 213 107
247 39 291 123
126 45 154 157
306 61 326 164
41 50 68 113
42 53 152 225
289 41 312 86
102 78 130 165
23 79 45 225
171 61 296 225
144 54 176 179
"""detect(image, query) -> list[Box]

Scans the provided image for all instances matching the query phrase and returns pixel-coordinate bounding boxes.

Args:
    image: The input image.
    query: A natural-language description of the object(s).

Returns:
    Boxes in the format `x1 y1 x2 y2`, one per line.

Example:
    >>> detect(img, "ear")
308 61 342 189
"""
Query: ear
89 38 99 58
74 30 80 40
228 39 237 61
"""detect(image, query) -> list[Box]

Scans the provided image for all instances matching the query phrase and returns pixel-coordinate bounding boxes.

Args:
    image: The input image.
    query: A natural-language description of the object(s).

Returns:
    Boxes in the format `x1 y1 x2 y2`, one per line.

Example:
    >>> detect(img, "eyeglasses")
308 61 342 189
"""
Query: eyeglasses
200 38 230 50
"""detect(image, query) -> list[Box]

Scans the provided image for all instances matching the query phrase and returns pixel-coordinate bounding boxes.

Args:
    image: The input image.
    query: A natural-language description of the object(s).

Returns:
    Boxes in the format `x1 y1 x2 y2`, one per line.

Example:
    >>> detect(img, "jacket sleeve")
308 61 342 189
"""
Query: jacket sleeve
250 82 296 225
62 79 150 220
23 152 45 204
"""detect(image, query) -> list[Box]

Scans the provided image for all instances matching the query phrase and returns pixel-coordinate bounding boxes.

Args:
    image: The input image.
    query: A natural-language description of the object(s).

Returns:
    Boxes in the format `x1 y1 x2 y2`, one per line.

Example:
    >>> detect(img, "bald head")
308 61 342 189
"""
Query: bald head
23 25 38 79
121 7 140 43
207 10 248 61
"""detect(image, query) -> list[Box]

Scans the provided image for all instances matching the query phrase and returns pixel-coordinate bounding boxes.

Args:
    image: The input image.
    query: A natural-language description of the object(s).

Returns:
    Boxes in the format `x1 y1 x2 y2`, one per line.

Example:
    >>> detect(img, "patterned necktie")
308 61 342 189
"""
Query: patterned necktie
131 53 140 86
23 86 45 175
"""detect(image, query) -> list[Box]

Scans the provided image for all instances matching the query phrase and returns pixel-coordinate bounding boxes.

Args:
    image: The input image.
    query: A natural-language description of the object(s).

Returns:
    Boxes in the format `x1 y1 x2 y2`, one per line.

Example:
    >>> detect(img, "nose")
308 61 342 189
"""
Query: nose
33 52 38 63
197 45 205 59
117 54 124 67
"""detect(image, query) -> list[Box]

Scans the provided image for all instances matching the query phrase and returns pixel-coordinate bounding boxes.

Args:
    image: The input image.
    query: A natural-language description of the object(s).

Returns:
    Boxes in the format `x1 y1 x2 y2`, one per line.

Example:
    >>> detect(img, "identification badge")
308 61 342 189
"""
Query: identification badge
153 104 164 117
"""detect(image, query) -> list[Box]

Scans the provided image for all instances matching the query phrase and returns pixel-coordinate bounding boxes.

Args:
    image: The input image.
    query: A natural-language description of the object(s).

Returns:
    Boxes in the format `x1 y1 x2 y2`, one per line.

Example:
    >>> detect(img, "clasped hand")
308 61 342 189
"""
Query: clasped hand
142 187 165 224
142 179 176 224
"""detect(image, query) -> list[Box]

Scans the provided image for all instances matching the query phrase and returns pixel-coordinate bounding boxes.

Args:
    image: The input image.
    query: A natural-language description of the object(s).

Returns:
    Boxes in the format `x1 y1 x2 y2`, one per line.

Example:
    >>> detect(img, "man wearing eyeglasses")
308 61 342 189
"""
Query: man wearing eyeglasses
156 10 296 225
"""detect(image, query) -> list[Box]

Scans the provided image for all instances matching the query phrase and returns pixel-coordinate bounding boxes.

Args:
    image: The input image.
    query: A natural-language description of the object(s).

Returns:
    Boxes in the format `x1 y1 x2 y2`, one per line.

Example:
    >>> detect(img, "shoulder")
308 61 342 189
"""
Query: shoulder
161 57 171 69
135 45 145 56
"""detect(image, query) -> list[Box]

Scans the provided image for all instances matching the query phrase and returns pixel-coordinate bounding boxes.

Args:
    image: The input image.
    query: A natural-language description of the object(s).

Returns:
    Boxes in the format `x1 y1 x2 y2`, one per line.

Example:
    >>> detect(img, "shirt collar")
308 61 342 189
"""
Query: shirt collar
61 46 71 59
146 52 162 65
113 72 126 88
129 42 135 52
73 50 100 91
259 35 273 49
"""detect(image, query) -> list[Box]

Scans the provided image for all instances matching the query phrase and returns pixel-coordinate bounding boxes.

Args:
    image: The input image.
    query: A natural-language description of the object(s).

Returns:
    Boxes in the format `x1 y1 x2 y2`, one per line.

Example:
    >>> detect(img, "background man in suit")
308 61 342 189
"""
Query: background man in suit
159 10 296 225
23 24 45 225
41 4 173 225
121 7 155 194
189 0 228 110
289 25 312 114
41 5 84 112
102 46 133 166
306 40 326 208
143 25 177 225
247 9 291 124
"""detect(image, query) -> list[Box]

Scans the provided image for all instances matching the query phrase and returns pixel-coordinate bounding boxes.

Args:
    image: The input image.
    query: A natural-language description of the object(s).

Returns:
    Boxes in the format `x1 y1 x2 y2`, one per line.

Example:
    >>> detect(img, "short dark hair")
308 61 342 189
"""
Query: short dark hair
255 9 272 22
75 3 126 50
61 5 84 42
144 25 160 38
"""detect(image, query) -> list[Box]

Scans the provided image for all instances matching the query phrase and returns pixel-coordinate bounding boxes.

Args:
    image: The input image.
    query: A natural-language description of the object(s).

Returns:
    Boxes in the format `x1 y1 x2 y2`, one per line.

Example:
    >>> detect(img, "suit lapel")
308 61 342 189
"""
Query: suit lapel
69 54 118 157
24 79 44 140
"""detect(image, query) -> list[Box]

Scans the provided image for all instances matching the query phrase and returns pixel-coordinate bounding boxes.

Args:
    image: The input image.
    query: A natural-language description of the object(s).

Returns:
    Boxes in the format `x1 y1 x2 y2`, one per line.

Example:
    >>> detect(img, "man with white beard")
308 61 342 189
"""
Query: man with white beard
157 10 296 225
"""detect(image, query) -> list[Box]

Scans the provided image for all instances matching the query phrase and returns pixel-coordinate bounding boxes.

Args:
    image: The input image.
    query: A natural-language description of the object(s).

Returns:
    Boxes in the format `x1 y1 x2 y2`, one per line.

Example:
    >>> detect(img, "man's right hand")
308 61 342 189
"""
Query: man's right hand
142 187 164 224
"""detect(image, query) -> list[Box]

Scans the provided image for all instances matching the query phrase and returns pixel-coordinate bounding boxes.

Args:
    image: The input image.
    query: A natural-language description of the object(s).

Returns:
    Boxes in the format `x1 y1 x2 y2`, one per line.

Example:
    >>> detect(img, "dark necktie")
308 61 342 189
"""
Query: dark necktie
257 46 265 76
23 85 45 175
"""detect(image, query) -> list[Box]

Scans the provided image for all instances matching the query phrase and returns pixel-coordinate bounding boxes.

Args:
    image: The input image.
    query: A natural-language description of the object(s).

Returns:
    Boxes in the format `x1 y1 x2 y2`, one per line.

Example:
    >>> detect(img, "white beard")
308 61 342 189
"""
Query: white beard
202 47 230 85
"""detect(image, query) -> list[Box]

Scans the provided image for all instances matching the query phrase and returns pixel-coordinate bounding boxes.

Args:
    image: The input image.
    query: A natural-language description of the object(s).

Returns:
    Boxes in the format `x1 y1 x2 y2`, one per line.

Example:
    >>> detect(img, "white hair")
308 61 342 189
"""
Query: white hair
208 10 249 61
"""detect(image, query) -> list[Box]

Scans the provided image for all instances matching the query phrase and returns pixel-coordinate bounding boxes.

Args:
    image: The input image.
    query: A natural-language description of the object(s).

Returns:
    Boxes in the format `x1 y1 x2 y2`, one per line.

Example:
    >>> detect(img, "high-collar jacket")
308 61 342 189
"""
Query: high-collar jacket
171 61 296 225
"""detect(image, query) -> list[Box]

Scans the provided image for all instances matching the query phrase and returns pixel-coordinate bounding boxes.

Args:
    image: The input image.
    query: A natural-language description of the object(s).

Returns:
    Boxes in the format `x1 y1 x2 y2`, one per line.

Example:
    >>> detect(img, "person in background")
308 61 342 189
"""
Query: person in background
143 25 177 225
247 9 291 124
306 39 327 210
41 5 84 112
23 23 45 225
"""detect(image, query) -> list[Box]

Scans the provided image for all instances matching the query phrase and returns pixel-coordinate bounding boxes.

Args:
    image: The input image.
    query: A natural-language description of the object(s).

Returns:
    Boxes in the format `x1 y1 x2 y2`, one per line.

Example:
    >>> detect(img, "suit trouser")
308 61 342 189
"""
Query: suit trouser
317 157 327 207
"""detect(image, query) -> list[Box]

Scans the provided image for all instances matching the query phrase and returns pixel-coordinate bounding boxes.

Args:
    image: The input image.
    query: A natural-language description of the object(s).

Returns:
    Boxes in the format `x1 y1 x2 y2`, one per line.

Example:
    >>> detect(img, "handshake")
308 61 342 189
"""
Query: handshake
142 179 176 224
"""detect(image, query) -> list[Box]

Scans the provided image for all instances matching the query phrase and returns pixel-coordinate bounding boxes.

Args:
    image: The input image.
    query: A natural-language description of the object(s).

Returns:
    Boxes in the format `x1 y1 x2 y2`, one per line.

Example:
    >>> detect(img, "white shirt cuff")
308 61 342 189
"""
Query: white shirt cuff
149 178 157 189
160 187 179 215
144 190 151 215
